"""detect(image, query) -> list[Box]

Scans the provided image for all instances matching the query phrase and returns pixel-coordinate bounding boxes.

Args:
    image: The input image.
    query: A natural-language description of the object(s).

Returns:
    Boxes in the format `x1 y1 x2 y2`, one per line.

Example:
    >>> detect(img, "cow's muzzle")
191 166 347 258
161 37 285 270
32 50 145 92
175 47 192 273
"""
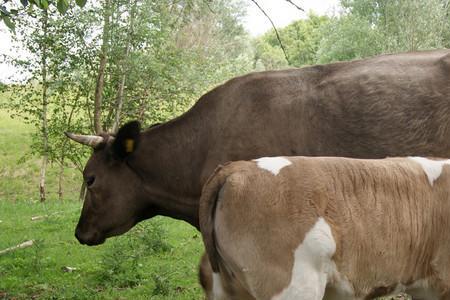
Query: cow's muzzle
75 227 105 246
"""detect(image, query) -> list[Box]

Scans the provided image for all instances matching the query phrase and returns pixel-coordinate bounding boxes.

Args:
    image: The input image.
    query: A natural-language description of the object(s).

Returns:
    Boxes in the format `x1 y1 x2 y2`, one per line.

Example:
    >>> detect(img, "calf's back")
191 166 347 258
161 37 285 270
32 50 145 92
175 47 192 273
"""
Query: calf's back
200 156 450 299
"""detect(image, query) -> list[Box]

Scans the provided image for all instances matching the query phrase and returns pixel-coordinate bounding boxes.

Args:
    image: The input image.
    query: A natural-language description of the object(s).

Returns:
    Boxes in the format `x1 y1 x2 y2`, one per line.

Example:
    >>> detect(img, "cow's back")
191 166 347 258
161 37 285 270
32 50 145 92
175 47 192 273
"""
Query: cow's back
307 50 450 158
198 50 450 182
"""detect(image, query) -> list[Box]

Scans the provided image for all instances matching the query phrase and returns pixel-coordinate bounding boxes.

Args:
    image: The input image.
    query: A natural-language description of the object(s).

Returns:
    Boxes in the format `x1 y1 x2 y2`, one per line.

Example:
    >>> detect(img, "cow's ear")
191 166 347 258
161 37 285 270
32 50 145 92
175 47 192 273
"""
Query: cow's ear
112 121 141 159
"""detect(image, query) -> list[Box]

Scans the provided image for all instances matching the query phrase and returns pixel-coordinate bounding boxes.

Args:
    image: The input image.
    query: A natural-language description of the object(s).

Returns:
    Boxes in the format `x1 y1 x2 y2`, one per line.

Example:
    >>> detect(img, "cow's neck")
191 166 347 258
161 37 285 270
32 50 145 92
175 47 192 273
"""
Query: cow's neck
132 114 208 228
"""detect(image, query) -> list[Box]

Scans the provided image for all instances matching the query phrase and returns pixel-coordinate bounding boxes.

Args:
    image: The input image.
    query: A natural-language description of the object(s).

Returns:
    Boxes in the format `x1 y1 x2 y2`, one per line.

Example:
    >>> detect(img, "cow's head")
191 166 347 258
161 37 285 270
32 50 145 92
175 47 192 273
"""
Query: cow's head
66 121 150 246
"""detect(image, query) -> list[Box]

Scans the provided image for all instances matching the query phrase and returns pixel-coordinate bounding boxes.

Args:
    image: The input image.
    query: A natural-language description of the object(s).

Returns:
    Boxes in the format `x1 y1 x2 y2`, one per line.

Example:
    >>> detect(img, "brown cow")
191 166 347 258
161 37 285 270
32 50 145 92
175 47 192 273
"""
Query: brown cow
66 49 450 292
200 156 450 300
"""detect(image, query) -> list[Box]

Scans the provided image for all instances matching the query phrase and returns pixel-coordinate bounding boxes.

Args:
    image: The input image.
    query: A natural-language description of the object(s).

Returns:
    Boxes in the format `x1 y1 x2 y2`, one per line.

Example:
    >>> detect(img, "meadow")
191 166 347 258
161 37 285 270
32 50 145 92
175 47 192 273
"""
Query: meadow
0 108 204 299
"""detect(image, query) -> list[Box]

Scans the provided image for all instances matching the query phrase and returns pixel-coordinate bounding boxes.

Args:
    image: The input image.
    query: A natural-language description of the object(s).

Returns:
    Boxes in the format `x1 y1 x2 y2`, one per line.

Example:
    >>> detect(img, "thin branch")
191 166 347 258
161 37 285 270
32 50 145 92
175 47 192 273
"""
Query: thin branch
249 0 290 65
284 0 304 12
204 0 216 14
0 240 34 256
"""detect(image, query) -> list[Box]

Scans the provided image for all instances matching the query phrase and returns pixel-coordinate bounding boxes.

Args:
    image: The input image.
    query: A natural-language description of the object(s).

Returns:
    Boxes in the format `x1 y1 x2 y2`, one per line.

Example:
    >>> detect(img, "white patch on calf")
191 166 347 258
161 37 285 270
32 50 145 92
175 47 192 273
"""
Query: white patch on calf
272 217 339 300
254 157 292 175
212 272 226 300
408 157 450 186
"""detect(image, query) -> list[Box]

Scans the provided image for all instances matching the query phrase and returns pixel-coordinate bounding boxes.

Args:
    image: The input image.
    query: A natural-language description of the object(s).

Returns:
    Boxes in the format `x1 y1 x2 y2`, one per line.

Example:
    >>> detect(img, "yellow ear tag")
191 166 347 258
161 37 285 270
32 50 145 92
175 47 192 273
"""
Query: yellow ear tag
125 139 134 153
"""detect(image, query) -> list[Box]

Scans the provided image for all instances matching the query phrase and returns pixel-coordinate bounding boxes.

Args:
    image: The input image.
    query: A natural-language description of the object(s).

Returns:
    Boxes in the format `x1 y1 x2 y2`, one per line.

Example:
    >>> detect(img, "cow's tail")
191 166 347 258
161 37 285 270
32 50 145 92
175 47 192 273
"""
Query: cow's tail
199 163 232 273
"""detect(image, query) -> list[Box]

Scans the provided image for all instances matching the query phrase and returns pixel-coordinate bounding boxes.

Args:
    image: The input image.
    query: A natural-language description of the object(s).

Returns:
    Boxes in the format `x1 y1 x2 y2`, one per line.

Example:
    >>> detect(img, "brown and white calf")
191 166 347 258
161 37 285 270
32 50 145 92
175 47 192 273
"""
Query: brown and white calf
199 156 450 300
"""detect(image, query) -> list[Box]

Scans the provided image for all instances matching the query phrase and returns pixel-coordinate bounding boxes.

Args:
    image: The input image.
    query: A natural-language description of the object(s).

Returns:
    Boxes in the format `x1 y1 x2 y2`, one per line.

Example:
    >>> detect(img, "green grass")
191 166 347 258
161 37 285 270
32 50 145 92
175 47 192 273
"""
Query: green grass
0 201 203 299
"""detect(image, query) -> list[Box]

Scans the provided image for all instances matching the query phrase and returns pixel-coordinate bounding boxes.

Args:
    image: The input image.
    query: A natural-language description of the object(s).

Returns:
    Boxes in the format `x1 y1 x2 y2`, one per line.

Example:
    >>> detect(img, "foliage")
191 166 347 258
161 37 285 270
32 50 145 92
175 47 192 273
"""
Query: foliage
280 13 330 67
3 0 253 199
0 0 87 31
315 14 383 63
4 5 94 182
99 0 253 127
316 0 450 63
254 1 450 68
254 13 330 69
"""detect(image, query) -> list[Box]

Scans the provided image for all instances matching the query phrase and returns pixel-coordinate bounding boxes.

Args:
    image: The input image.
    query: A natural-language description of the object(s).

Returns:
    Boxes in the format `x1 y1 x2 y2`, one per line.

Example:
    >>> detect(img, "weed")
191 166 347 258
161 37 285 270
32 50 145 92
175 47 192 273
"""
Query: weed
29 239 45 274
134 219 172 254
152 271 171 296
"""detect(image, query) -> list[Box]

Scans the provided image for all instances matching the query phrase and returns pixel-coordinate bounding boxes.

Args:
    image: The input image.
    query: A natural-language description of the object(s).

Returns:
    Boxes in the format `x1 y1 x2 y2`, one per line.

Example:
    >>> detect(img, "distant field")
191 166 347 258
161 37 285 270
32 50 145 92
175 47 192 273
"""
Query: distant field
0 102 204 299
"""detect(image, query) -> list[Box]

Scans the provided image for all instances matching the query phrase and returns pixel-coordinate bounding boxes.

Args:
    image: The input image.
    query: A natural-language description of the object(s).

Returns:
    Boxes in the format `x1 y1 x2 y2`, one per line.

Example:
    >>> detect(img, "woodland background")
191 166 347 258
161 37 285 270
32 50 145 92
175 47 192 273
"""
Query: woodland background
0 0 449 299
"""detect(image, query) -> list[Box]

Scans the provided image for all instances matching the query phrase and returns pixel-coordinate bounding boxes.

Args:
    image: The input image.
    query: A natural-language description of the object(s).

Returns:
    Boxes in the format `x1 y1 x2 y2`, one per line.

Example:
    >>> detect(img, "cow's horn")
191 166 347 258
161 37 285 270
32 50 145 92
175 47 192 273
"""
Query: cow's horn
64 132 105 147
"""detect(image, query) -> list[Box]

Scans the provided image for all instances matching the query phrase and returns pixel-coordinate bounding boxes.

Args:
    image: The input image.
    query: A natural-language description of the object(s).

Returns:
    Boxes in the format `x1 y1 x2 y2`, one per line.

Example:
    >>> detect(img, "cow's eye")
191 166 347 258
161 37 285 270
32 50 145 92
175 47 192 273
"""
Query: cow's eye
86 176 95 187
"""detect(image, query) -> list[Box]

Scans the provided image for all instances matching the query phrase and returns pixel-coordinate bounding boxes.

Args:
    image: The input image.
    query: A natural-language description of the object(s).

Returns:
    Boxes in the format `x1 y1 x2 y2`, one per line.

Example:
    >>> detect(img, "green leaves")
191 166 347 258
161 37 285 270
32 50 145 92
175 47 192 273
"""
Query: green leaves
75 0 87 8
319 0 450 60
0 6 17 32
1 0 89 32
28 0 48 9
57 0 69 14
40 0 49 9
1 15 15 31
254 13 330 69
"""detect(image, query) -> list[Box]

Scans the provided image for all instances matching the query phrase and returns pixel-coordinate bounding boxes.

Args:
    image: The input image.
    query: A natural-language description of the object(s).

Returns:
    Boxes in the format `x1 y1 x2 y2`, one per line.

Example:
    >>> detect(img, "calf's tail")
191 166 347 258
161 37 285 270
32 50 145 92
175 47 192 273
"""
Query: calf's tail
199 163 231 273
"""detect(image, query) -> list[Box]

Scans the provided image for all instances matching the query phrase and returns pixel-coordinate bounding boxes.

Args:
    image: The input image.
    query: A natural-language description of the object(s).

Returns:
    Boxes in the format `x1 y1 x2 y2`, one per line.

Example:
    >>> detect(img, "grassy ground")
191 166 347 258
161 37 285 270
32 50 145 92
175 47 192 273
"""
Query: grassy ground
0 201 204 299
0 106 204 299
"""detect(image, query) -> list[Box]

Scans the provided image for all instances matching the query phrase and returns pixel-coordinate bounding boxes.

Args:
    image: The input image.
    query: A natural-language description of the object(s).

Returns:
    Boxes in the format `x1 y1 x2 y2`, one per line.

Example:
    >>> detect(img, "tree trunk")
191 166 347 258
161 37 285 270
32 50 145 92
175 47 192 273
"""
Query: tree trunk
137 89 150 122
39 10 49 203
93 0 111 134
59 89 81 201
58 89 81 201
112 0 136 133
58 157 64 201
39 156 48 202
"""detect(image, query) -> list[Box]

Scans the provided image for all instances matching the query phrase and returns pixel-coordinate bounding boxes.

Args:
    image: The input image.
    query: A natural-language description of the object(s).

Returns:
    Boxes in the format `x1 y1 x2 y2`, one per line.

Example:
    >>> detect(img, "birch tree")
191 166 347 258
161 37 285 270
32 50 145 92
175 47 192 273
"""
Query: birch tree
39 10 49 202
93 0 111 134
112 0 136 133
